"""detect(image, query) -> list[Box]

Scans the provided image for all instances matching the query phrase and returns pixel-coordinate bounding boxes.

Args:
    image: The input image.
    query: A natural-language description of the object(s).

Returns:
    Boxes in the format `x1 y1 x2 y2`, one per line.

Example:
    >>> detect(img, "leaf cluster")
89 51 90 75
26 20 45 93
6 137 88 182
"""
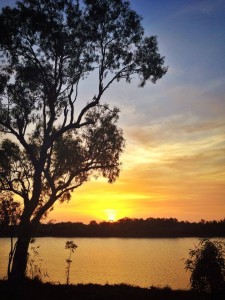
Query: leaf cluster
65 240 78 252
0 192 21 226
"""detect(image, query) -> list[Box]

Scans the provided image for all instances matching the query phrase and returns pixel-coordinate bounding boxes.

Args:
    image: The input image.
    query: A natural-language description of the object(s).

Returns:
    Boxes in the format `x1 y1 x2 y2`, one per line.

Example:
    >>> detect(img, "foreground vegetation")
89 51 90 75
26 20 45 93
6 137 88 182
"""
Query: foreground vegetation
0 279 219 300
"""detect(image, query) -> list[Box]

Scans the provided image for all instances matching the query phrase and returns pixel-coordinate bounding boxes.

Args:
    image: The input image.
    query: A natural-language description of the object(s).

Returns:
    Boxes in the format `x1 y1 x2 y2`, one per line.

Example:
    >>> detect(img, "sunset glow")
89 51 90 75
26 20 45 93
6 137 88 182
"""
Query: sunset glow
51 101 225 223
105 210 117 222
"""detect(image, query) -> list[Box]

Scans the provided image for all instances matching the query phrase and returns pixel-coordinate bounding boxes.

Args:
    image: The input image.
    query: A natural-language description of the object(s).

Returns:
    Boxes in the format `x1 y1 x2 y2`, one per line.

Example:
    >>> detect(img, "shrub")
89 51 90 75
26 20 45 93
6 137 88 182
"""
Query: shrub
185 239 225 294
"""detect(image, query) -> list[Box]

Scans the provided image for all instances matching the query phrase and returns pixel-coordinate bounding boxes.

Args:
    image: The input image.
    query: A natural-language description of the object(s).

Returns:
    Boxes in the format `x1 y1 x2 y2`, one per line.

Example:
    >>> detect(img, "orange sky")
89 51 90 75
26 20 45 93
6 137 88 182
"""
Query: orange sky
51 114 225 223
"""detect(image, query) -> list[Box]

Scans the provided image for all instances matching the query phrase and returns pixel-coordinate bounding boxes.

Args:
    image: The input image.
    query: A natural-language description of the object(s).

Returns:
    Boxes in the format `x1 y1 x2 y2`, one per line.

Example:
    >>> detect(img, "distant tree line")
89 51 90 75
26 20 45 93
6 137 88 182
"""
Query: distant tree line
1 217 225 238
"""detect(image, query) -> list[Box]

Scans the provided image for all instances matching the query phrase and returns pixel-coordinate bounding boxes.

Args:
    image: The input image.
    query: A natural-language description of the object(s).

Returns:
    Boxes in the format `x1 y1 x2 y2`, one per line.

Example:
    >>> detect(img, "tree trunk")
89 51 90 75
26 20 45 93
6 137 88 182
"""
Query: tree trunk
7 235 17 278
9 223 32 281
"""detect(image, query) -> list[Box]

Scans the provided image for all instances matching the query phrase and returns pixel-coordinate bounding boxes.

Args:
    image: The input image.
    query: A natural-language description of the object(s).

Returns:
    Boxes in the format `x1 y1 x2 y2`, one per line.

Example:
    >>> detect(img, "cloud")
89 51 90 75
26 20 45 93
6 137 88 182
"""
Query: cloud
179 0 225 16
125 111 225 150
163 0 225 21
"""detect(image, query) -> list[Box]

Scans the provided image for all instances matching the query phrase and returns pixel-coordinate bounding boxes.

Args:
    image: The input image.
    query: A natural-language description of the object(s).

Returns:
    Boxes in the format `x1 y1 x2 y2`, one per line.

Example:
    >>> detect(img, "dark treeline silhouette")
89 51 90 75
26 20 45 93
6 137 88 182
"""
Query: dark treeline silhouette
1 217 225 238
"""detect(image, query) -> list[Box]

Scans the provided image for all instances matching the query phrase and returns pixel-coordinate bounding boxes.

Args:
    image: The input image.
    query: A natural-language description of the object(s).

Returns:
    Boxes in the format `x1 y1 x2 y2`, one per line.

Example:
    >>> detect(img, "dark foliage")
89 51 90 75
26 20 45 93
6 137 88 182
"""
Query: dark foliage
0 192 21 227
185 239 225 294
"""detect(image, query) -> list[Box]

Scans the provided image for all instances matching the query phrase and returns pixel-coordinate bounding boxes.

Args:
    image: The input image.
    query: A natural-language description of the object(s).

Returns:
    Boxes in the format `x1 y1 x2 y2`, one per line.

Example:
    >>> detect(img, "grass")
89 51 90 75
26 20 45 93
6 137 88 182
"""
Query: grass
0 279 217 300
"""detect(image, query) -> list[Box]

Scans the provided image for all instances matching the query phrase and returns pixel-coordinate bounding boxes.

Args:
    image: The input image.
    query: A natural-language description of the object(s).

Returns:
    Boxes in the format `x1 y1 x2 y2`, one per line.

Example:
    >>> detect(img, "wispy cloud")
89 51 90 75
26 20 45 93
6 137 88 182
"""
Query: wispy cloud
160 0 225 24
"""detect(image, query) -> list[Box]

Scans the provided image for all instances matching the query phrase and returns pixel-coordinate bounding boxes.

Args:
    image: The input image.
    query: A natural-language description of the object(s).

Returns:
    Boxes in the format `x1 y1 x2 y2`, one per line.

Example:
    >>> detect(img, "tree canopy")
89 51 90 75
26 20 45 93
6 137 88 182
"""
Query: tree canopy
185 239 225 294
0 0 167 279
0 0 167 224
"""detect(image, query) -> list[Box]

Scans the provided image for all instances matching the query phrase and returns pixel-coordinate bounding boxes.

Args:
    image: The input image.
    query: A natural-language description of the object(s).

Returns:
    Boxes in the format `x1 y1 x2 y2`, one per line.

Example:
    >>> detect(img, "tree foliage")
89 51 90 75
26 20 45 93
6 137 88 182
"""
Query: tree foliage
0 0 167 279
185 239 225 294
0 0 167 225
0 192 21 227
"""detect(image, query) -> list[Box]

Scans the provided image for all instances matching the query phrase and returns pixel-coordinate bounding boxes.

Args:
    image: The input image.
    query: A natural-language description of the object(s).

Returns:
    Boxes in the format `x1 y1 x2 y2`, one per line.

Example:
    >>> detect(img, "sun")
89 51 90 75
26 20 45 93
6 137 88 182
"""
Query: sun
105 209 117 222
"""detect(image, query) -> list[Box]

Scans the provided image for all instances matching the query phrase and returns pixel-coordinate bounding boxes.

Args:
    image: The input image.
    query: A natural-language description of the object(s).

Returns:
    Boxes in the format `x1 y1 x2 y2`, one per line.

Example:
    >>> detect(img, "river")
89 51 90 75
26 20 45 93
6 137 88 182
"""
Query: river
0 237 202 289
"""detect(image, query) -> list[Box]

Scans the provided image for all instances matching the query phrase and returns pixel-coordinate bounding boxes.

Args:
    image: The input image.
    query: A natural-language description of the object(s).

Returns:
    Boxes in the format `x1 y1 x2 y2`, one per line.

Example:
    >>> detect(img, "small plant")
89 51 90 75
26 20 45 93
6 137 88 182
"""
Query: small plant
0 192 21 278
65 240 78 285
26 238 48 281
184 239 225 294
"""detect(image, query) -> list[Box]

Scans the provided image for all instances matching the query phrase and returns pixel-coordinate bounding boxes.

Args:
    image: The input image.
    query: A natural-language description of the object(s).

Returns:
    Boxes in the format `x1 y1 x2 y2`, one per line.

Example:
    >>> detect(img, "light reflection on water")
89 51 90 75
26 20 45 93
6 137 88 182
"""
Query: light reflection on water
0 237 199 289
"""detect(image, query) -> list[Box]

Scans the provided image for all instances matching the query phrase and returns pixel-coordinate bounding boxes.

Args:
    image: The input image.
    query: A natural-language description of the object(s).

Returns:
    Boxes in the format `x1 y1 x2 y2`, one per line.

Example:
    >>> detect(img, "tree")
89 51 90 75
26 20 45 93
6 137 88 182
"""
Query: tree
0 0 167 280
185 239 225 295
0 192 21 278
65 240 77 284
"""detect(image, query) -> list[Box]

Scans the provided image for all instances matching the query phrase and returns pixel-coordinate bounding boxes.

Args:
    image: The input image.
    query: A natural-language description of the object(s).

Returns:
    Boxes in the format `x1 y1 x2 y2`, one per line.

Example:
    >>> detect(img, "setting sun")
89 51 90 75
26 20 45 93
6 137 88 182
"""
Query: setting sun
105 209 117 222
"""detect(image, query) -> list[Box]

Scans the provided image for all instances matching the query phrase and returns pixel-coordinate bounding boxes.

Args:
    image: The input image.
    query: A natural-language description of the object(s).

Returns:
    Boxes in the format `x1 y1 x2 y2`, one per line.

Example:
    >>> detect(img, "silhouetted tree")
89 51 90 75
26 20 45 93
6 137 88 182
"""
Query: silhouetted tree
185 239 225 295
0 192 21 278
0 0 167 280
65 240 77 284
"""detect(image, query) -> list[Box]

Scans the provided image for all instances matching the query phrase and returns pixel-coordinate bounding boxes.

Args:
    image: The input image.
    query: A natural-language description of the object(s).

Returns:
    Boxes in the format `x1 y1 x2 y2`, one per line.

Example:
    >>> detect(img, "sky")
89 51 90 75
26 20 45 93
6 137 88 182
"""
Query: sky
1 0 225 223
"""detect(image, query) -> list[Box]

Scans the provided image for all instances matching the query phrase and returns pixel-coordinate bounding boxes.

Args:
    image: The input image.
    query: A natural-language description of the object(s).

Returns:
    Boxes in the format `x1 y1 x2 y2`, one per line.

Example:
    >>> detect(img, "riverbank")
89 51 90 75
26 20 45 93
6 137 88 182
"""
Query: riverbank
0 279 216 300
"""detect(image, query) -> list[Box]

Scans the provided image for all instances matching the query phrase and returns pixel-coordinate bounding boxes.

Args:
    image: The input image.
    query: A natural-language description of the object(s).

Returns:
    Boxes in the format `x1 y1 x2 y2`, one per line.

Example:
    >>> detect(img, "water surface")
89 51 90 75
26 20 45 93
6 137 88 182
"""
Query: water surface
0 237 199 289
